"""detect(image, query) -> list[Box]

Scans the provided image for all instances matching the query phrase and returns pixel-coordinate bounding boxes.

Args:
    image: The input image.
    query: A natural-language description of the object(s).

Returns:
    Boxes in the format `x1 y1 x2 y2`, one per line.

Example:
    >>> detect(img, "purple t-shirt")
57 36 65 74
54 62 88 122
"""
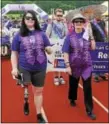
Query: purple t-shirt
62 31 84 53
62 30 92 80
11 30 51 71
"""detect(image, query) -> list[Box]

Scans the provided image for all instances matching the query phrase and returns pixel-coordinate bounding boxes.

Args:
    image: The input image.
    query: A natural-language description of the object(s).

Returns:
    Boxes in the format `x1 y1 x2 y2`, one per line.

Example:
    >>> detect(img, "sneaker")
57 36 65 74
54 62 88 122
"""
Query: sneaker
24 102 29 115
60 77 65 84
99 75 108 81
54 77 60 86
37 114 46 123
70 100 76 107
94 77 100 82
87 111 96 120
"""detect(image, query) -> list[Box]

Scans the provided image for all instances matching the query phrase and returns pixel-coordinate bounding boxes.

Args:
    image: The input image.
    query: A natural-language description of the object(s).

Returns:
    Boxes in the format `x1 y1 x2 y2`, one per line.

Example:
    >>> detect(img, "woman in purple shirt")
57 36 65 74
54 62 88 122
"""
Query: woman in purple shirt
62 14 96 120
11 10 52 123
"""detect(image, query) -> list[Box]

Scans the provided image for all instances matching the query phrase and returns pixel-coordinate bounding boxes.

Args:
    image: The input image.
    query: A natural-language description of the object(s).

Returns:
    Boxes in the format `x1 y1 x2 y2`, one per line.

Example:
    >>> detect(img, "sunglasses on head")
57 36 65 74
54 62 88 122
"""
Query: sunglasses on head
56 15 63 17
25 16 35 20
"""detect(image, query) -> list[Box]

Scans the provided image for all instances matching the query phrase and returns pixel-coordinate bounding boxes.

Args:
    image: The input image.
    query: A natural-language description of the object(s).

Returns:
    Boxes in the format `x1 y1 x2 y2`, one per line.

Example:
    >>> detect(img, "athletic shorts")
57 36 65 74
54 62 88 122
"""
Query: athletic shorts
18 66 46 87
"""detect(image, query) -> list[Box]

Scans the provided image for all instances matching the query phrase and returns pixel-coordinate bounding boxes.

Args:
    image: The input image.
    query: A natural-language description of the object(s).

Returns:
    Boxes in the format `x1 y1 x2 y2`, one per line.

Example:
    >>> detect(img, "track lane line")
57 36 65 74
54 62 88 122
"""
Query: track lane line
79 83 109 113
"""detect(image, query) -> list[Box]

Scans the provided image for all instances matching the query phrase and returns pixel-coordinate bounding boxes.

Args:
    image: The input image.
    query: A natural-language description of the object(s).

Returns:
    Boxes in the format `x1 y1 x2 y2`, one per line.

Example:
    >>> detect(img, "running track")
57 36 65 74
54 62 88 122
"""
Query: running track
1 59 109 123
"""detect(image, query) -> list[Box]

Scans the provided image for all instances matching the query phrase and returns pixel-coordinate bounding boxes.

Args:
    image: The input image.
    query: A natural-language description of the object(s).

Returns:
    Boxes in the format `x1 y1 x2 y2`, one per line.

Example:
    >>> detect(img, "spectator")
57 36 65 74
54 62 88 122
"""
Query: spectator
46 8 68 85
91 13 108 82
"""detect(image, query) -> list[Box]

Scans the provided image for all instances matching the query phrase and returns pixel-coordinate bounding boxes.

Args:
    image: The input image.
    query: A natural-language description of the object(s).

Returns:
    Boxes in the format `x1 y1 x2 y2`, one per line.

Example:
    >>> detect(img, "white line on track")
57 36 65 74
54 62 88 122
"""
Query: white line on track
79 83 109 113
41 83 108 124
41 107 48 123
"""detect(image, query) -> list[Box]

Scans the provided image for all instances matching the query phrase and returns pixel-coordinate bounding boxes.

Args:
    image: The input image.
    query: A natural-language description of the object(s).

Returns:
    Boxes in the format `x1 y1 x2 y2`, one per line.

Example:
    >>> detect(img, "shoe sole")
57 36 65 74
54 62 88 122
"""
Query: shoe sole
87 114 96 120
24 103 29 115
24 112 29 115
54 82 60 85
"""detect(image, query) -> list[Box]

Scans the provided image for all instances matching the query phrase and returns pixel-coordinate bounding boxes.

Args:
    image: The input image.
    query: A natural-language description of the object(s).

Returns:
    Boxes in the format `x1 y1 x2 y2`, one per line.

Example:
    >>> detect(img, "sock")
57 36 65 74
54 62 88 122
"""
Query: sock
37 113 42 119
60 76 63 78
55 76 58 78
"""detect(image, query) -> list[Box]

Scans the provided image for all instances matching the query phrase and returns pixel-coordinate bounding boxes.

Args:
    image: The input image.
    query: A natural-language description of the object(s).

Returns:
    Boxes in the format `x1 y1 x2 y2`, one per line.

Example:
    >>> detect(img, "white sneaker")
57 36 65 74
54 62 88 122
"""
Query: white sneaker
60 78 65 84
54 78 60 86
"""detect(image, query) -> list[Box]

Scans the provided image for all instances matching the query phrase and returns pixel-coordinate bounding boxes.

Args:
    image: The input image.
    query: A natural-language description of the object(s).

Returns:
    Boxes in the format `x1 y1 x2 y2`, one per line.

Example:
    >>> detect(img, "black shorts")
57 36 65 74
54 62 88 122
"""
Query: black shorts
18 66 46 87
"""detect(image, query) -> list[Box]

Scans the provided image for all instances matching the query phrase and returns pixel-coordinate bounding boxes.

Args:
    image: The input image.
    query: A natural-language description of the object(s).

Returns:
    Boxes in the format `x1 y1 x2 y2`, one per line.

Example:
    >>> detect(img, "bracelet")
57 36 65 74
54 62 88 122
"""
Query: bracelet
65 61 70 64
65 62 70 68
66 65 70 68
66 64 70 68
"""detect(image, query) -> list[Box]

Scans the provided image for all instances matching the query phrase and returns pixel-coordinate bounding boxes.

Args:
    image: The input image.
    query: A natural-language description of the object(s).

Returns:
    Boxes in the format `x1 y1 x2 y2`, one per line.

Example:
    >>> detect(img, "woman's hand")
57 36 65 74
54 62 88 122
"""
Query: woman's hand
66 66 72 75
90 40 96 50
11 68 19 79
45 46 52 54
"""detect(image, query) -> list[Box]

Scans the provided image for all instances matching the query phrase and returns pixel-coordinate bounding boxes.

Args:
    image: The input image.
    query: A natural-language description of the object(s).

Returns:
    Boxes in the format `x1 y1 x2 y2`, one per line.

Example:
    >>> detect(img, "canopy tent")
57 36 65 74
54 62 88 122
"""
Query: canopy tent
1 4 48 20
66 4 107 22
101 1 108 16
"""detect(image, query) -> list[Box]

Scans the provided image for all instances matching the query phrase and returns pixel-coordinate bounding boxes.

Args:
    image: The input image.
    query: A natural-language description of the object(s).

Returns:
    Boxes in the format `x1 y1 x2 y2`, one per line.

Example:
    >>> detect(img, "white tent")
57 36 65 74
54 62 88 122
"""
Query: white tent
1 4 48 20
102 1 108 16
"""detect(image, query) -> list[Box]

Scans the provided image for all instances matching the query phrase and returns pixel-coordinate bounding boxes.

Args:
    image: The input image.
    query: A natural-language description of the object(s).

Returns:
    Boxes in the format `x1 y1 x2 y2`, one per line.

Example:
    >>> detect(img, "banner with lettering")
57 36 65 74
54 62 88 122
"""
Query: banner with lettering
47 40 109 73
46 38 66 72
1 4 48 20
90 42 109 73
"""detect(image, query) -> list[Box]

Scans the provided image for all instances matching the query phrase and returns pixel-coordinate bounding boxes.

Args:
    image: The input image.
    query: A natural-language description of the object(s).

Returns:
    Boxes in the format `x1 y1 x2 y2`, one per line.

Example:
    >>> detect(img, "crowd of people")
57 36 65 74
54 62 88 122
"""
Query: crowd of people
1 6 108 123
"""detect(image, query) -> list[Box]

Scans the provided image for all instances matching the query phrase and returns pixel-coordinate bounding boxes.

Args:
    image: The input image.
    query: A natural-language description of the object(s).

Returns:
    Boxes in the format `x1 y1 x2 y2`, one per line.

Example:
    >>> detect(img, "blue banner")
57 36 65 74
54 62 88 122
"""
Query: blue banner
90 42 109 73
54 59 65 68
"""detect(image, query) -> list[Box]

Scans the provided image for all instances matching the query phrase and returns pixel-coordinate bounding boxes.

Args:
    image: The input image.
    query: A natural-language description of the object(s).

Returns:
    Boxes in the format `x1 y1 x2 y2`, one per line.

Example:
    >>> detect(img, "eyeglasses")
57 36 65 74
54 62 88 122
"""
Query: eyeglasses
25 16 35 20
74 20 85 23
56 15 63 17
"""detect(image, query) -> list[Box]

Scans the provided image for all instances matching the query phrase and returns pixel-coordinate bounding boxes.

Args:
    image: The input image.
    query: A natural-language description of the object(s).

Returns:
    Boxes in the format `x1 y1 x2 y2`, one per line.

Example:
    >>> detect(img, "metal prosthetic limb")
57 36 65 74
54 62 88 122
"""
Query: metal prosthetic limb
24 86 29 115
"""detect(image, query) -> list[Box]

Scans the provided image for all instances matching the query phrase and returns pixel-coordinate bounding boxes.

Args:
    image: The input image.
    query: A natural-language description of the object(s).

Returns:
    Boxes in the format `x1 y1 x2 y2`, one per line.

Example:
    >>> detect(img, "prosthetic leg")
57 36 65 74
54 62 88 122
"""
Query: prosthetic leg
23 86 29 115
15 74 29 115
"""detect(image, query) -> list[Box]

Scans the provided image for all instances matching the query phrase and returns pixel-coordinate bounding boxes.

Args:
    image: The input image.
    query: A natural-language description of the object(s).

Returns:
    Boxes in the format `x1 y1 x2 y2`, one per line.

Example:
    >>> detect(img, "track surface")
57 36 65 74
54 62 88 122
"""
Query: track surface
1 59 109 123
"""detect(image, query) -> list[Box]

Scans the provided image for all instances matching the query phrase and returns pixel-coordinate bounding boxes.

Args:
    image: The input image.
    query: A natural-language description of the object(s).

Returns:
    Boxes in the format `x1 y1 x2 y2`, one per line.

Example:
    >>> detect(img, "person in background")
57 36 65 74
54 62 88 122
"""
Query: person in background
11 10 52 123
5 18 13 30
104 16 108 36
1 22 10 45
62 13 96 120
46 8 68 86
91 13 108 82
40 19 48 32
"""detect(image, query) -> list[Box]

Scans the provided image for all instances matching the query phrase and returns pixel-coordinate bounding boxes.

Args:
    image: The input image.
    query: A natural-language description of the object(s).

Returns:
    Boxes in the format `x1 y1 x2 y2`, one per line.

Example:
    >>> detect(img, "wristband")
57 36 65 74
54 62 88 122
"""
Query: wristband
66 65 70 68
65 62 70 68
65 61 69 64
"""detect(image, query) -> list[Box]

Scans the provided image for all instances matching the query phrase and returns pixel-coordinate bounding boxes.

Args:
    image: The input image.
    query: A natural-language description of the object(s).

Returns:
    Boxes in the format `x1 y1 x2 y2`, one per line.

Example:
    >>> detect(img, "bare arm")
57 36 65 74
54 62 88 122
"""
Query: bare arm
64 23 68 36
46 24 52 38
90 39 96 50
63 52 72 75
88 23 96 50
11 51 19 77
64 52 69 63
105 28 108 37
88 22 94 40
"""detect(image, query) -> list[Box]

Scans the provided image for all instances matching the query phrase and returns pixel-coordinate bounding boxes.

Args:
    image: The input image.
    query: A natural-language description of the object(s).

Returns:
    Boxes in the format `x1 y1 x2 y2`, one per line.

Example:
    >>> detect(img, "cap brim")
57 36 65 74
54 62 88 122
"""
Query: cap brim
71 17 86 22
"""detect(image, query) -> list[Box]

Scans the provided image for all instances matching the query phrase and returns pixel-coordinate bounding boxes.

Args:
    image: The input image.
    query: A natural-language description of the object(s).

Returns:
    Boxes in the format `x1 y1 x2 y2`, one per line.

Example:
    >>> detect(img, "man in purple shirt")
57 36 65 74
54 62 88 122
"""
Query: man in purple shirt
62 13 96 120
